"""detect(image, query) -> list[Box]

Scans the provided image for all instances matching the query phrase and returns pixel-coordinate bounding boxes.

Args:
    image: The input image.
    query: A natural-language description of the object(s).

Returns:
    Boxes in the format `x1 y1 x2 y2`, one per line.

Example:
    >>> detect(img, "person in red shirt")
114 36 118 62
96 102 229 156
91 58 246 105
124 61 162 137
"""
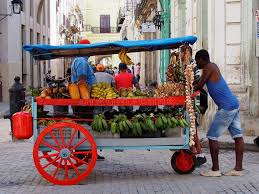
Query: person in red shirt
115 63 140 112
115 63 140 91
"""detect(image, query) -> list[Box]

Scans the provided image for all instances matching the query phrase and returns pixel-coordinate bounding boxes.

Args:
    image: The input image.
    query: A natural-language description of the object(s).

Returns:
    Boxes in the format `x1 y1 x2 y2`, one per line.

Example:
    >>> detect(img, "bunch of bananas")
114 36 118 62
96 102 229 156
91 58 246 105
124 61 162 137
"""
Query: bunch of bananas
131 117 142 137
110 114 133 135
91 114 109 132
91 82 118 99
37 119 56 126
118 49 134 65
155 113 188 129
144 116 156 133
131 114 157 135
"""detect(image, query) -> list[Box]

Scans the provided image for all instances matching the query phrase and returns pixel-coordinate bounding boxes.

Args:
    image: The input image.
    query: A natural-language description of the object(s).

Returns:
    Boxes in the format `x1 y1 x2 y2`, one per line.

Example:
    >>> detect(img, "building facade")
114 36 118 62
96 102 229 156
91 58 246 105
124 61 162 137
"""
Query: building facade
171 0 259 135
120 0 162 88
78 0 121 67
50 0 84 79
0 0 51 101
119 0 259 135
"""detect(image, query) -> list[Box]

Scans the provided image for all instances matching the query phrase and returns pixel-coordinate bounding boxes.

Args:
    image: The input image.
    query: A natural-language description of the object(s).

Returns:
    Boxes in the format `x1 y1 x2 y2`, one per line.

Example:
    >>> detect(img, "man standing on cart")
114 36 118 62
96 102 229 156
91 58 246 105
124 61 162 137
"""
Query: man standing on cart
194 49 244 177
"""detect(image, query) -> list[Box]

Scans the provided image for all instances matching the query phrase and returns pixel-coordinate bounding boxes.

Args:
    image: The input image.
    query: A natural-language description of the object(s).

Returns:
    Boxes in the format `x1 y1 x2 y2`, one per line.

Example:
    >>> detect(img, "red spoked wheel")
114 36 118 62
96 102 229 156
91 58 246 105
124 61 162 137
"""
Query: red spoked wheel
33 122 97 185
171 149 196 174
41 151 92 169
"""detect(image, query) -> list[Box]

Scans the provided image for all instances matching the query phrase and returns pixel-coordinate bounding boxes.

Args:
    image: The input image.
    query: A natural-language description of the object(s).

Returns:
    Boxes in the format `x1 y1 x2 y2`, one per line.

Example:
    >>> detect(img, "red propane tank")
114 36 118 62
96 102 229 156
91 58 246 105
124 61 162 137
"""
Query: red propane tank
12 111 33 139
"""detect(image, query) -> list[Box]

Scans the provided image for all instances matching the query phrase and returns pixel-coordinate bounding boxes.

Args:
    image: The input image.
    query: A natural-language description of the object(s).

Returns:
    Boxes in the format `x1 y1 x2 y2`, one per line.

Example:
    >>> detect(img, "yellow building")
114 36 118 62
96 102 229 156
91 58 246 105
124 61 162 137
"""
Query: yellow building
78 0 122 66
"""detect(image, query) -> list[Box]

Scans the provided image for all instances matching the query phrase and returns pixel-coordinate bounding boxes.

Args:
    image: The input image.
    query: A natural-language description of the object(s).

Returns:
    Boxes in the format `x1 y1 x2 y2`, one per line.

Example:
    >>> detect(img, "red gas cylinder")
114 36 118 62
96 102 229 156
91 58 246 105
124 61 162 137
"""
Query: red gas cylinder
12 111 33 139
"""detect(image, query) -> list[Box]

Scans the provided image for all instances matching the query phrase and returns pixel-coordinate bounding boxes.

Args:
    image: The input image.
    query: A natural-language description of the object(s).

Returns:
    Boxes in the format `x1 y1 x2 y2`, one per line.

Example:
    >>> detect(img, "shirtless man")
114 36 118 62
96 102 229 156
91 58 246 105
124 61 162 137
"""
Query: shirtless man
194 49 244 177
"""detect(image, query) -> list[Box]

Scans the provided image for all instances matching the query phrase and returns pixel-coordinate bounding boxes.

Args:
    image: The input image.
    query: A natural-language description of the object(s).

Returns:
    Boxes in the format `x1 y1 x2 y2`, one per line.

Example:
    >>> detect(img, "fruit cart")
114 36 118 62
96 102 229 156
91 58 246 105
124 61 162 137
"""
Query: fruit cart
23 36 199 185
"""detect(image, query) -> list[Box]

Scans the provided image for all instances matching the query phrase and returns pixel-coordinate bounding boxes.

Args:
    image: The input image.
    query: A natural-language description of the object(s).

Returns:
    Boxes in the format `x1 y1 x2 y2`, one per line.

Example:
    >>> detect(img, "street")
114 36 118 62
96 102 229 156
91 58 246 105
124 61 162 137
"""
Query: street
0 120 259 194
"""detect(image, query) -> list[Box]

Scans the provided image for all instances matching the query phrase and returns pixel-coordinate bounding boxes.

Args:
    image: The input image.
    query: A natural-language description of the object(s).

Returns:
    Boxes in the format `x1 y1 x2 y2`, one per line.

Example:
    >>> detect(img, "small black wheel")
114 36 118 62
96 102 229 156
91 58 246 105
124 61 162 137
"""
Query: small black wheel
171 149 197 174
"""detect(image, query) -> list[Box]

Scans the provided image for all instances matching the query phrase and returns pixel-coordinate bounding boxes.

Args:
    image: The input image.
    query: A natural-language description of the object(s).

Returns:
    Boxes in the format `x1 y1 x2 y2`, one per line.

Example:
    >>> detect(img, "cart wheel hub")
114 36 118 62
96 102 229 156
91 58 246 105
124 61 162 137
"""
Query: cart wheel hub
59 148 71 159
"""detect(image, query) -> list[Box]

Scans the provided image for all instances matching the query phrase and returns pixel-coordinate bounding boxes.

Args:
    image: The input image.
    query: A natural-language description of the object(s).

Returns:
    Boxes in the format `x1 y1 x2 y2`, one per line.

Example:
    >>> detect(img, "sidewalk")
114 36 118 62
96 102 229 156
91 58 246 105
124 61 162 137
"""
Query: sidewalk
0 102 9 118
199 131 259 152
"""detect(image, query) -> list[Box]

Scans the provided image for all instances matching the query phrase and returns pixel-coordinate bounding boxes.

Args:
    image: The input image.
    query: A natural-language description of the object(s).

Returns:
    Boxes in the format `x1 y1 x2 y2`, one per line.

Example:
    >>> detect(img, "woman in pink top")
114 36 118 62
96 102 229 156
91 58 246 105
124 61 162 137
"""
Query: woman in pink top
134 62 141 82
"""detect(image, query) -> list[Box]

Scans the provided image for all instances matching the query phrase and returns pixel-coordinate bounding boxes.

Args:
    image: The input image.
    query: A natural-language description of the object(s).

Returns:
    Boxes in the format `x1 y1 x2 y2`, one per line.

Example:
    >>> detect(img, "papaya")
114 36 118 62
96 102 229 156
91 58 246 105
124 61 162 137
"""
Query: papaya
78 81 90 99
68 83 80 99
40 90 48 98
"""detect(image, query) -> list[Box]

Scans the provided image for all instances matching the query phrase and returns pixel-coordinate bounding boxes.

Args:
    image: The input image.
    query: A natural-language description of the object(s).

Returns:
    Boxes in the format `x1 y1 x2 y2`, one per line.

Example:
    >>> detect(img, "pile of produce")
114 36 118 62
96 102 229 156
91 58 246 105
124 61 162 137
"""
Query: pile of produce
134 89 148 97
128 114 157 136
154 82 185 97
118 88 146 98
91 114 109 132
167 52 184 82
110 114 133 135
90 111 189 138
155 113 188 130
37 87 70 99
118 49 133 65
68 81 90 99
37 118 74 126
91 82 118 99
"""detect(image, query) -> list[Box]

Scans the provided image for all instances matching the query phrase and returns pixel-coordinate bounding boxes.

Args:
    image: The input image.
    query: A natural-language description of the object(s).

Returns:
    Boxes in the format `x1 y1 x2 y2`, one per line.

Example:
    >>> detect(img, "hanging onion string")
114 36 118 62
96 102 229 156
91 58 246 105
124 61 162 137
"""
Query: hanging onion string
181 45 196 146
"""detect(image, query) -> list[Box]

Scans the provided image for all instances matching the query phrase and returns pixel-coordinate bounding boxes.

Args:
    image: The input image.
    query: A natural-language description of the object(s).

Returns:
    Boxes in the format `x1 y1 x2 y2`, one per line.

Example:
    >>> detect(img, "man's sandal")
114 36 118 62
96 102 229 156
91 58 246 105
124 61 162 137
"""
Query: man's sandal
223 169 244 176
200 169 222 177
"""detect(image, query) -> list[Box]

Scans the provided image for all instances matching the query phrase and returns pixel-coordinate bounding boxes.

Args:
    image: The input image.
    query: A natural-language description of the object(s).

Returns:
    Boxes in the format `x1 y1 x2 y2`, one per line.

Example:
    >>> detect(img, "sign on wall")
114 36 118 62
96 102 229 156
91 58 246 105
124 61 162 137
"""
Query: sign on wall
256 10 259 57
140 22 156 33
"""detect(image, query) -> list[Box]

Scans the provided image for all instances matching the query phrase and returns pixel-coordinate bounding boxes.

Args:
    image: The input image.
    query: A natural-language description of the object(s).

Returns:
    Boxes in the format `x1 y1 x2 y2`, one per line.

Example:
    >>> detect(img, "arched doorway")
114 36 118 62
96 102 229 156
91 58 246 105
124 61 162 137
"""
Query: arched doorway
95 55 112 67
37 0 44 24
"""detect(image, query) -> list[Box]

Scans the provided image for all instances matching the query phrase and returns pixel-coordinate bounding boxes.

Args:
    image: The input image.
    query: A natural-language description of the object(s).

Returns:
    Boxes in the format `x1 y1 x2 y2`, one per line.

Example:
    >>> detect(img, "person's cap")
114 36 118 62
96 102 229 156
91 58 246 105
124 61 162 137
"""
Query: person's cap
119 63 127 70
79 39 91 44
96 64 105 72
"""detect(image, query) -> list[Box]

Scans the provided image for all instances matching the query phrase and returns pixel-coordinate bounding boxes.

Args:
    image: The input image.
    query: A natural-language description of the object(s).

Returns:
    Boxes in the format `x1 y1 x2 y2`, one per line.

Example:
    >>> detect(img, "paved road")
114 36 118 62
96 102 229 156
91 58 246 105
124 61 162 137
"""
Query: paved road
0 140 258 194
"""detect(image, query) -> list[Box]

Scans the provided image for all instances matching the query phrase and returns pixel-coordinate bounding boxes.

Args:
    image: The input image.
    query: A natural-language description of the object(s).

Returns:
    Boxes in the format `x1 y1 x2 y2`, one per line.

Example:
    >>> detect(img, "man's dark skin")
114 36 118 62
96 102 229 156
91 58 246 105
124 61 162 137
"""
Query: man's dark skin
194 56 244 172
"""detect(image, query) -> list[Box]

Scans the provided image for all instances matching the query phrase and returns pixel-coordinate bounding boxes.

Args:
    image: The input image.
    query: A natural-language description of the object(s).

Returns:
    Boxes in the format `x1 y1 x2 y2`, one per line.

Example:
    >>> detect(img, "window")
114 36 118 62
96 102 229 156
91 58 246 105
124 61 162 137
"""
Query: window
21 0 25 12
30 0 33 17
100 15 110 33
48 0 50 27
36 33 41 87
30 29 34 86
37 33 40 44
48 38 50 69
43 1 46 25
21 25 26 85
30 29 33 44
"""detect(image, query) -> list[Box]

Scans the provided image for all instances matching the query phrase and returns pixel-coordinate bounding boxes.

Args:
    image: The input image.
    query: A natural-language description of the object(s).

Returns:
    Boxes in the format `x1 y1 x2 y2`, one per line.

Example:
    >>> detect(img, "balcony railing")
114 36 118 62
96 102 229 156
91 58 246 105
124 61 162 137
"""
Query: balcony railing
83 25 118 33
118 7 126 23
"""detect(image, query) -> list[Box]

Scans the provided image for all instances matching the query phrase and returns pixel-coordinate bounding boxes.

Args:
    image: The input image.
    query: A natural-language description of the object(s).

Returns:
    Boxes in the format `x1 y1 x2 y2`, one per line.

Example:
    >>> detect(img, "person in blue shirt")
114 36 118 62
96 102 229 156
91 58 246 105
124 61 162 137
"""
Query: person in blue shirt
194 49 244 177
71 58 96 86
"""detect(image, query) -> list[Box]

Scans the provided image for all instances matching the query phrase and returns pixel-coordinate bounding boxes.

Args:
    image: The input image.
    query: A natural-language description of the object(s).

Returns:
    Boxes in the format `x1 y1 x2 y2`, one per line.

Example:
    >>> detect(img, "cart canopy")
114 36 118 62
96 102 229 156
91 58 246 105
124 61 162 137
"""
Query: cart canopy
23 36 197 61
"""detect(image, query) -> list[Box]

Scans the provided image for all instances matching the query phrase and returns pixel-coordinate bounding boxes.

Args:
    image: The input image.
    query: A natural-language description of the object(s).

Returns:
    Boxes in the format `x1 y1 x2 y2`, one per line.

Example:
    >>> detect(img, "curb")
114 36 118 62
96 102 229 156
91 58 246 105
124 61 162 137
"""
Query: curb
201 140 259 152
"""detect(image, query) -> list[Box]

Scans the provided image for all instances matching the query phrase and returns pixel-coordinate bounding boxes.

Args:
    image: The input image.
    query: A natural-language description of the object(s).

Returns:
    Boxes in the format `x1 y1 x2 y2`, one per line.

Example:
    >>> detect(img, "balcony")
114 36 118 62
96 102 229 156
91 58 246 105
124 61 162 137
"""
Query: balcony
117 7 126 32
83 25 117 33
118 7 126 25
135 0 156 25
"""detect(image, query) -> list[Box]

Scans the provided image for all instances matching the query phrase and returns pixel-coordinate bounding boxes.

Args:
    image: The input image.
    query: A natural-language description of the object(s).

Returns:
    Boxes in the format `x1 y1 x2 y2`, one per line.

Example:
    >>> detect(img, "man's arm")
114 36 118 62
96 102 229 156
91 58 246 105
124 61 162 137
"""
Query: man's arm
194 64 213 91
